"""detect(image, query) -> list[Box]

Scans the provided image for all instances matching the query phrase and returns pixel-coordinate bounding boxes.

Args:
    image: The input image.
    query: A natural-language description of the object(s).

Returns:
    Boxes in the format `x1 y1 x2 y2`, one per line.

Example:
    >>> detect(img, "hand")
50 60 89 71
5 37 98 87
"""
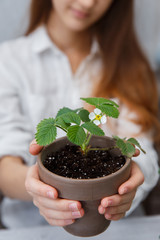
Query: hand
25 140 84 227
98 157 144 220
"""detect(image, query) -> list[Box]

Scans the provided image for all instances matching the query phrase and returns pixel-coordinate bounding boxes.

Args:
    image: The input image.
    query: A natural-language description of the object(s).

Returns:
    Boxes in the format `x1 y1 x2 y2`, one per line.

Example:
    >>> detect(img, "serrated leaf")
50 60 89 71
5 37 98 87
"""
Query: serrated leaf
67 125 86 145
35 118 57 146
114 137 128 156
127 138 146 154
82 122 105 136
127 138 140 147
78 109 90 122
81 97 119 107
55 117 70 131
98 104 119 118
73 107 83 113
125 142 136 157
114 136 140 157
113 135 120 140
56 107 74 118
101 100 119 108
60 112 81 125
56 107 83 119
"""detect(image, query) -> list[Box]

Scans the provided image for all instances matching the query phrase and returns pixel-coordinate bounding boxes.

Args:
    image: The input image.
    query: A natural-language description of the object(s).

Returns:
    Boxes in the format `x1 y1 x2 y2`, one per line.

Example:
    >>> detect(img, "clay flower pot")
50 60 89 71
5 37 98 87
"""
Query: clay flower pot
37 136 131 237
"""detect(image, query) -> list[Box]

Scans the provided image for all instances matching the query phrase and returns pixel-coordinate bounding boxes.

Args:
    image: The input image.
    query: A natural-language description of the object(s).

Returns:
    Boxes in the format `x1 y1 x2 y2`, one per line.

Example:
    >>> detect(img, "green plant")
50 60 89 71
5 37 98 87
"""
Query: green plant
35 97 145 157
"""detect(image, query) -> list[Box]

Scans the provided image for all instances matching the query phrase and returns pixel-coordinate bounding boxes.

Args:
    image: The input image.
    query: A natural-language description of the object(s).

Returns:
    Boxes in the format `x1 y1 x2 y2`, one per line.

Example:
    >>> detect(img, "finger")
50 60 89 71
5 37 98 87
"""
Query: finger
105 213 125 221
25 164 58 199
42 216 75 227
33 196 82 212
104 203 131 216
118 161 144 195
98 205 106 214
29 139 43 155
128 143 140 157
133 148 140 157
100 191 136 209
39 207 84 220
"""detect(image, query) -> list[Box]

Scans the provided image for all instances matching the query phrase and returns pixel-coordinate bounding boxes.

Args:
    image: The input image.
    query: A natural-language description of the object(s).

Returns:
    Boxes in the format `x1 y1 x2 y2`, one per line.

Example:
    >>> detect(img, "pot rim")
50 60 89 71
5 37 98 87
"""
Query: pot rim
38 136 131 184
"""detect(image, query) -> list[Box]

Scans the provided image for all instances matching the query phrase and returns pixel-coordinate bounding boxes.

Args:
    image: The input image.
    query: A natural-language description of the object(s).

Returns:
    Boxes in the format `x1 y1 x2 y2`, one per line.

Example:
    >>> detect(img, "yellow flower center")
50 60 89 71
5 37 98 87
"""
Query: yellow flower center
95 115 101 120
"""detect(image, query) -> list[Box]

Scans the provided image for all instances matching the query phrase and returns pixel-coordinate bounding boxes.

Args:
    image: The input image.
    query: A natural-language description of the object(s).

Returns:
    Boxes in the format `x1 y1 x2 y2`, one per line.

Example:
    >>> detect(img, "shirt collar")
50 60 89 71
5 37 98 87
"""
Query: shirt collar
90 38 100 57
31 25 100 57
31 25 62 56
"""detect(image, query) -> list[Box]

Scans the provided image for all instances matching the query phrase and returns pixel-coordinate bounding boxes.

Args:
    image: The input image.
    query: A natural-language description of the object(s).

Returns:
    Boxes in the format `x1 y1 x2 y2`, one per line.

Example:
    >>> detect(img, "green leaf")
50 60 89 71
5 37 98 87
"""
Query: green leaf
73 107 83 113
101 100 119 108
81 97 119 107
125 142 136 157
67 125 86 145
114 136 142 157
127 138 146 154
78 109 90 122
56 107 74 118
55 117 70 131
113 136 128 156
56 107 83 119
113 135 120 141
60 112 81 125
82 122 105 136
98 104 119 118
35 118 57 146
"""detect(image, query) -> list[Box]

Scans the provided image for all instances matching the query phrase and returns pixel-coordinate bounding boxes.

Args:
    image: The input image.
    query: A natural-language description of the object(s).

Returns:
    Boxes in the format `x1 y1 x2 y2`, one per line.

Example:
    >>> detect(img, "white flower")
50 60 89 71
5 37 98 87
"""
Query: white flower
94 108 101 115
100 115 107 124
89 108 107 126
88 112 96 121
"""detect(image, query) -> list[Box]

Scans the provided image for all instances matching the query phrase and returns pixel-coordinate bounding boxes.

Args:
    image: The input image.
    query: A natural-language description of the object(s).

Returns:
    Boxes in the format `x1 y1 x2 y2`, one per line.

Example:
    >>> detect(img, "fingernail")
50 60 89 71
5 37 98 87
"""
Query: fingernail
105 213 112 220
101 207 105 214
46 191 55 199
64 219 74 225
69 203 78 211
103 199 113 208
72 211 81 218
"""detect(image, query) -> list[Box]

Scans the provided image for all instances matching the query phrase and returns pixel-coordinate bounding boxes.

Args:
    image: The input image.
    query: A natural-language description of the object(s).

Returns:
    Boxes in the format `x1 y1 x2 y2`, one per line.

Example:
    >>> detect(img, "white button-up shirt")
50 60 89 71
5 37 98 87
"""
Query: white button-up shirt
0 26 159 228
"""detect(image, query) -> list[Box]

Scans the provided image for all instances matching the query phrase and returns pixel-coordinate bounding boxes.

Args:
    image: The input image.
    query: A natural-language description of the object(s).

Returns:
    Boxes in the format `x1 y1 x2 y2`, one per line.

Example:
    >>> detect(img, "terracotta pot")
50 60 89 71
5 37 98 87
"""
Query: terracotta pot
38 136 131 237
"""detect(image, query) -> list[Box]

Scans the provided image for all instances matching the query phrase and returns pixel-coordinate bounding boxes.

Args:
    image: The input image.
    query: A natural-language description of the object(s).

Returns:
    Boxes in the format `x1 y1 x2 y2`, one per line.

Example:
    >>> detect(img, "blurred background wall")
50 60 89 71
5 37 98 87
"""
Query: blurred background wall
0 0 31 42
134 0 160 71
134 0 160 97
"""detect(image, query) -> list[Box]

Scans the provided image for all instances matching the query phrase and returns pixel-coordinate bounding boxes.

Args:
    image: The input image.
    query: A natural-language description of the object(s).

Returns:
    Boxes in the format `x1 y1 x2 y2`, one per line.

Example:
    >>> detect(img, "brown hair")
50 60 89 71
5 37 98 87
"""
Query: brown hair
26 0 160 144
26 0 52 35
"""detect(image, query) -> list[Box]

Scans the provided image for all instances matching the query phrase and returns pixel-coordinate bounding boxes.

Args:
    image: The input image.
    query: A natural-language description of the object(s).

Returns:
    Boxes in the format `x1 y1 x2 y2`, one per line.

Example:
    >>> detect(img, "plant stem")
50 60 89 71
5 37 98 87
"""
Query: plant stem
85 133 92 147
55 125 67 133
88 146 118 152
81 133 92 154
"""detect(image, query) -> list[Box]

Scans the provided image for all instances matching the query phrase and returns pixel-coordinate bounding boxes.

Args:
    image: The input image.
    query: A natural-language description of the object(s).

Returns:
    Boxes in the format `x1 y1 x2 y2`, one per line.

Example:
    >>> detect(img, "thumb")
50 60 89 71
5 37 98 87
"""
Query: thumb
118 161 144 195
29 139 43 155
26 164 58 199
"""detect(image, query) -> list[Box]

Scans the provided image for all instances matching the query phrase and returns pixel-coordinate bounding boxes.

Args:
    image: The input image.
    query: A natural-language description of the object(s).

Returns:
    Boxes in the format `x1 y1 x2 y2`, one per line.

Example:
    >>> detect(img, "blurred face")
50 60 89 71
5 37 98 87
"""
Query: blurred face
51 0 113 32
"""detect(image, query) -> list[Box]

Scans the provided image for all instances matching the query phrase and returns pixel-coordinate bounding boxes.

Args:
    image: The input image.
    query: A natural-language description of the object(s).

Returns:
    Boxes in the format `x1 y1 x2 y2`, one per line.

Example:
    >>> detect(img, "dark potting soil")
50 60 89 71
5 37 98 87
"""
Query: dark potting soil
43 144 126 179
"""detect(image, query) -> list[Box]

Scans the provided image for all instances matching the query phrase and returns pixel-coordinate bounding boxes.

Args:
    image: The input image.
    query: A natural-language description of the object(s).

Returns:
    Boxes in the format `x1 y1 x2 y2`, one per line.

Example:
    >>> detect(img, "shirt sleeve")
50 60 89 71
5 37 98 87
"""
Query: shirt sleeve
0 51 34 165
114 104 159 215
126 137 159 215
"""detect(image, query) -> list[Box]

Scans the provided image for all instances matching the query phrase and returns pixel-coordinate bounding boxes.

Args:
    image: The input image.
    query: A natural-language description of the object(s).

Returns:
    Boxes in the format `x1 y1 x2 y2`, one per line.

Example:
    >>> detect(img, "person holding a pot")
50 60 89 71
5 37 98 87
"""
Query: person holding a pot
0 0 159 229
